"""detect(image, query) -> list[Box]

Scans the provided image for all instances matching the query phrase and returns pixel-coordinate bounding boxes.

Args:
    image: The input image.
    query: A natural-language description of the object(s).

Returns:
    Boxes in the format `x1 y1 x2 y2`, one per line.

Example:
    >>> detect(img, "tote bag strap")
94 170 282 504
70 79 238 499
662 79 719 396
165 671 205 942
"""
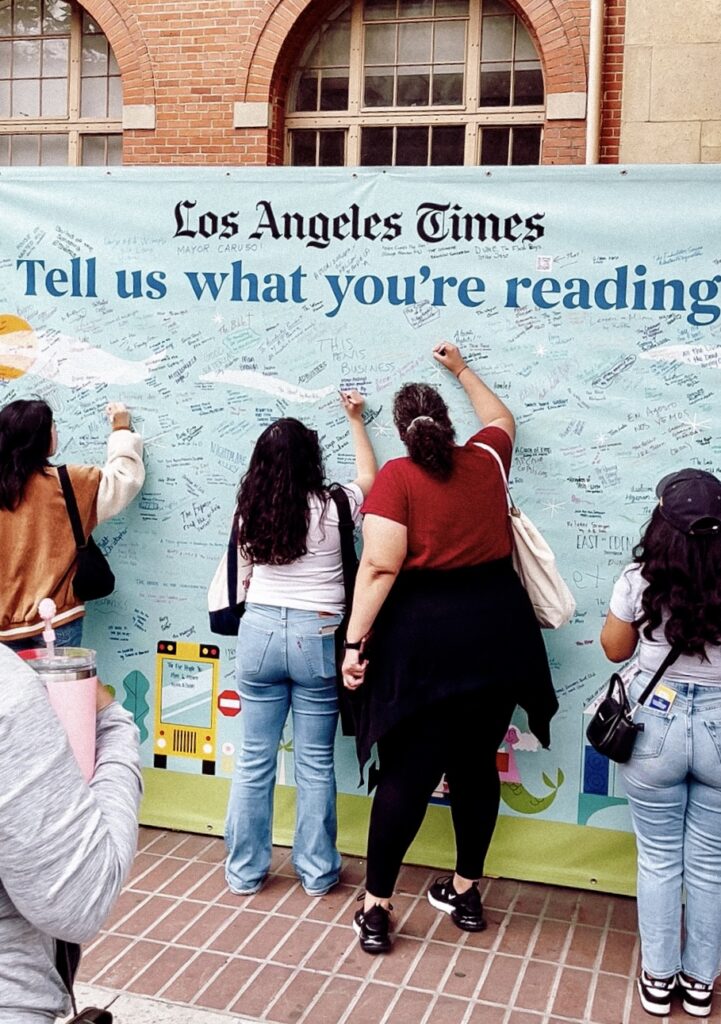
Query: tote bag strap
57 465 87 550
473 441 517 513
227 513 242 604
329 485 358 606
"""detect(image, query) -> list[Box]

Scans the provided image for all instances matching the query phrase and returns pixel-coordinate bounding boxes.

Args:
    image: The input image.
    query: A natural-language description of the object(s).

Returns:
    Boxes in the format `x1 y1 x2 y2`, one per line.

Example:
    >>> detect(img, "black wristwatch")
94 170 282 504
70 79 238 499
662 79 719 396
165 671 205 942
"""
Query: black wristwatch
343 639 362 650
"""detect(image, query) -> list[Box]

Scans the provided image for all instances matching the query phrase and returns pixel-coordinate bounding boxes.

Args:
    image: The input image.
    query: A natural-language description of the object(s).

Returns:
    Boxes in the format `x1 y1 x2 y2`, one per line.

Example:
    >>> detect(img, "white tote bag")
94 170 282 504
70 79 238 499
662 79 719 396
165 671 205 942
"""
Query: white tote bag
475 442 576 629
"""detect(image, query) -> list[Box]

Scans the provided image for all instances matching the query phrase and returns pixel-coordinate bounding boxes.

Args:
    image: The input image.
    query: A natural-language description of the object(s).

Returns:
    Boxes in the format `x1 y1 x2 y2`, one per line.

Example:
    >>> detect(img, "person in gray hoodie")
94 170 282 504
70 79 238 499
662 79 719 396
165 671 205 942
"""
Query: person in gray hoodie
0 644 142 1022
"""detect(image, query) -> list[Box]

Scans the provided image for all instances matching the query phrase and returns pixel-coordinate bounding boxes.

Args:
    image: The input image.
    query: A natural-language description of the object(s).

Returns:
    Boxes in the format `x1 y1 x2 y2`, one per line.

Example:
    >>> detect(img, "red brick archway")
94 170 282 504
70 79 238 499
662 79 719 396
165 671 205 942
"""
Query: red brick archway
78 0 156 107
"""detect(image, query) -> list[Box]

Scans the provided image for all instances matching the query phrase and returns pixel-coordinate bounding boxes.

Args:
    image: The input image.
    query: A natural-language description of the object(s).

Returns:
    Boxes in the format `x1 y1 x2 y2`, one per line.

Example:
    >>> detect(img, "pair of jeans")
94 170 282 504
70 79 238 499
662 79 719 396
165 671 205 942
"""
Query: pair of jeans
620 673 721 984
4 618 84 653
225 603 342 894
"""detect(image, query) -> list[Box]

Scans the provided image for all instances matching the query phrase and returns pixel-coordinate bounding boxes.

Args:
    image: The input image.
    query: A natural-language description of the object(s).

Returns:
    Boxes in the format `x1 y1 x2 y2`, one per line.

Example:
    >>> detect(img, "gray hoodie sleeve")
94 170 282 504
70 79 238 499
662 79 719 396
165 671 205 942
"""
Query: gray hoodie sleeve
0 646 143 944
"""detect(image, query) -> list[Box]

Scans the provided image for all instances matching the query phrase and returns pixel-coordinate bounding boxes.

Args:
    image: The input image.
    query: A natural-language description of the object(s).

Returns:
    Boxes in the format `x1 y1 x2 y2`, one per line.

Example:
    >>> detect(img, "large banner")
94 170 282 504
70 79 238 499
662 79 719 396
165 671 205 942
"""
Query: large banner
2 166 719 894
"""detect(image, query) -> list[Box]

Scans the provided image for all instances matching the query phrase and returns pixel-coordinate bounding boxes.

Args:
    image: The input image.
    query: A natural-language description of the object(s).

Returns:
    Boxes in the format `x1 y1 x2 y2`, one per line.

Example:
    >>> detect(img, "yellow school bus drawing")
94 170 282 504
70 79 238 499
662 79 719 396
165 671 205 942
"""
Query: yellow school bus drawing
153 640 220 775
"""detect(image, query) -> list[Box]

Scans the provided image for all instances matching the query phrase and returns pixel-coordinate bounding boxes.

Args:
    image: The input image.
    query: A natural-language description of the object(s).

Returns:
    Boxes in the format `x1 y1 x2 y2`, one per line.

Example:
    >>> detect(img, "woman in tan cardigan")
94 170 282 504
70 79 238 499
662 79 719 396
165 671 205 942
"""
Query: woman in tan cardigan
0 398 145 649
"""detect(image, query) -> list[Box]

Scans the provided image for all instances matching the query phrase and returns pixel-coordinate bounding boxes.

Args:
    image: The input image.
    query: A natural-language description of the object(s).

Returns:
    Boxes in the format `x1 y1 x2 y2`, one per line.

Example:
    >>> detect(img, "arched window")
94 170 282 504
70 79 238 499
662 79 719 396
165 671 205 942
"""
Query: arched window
286 0 544 166
0 0 122 165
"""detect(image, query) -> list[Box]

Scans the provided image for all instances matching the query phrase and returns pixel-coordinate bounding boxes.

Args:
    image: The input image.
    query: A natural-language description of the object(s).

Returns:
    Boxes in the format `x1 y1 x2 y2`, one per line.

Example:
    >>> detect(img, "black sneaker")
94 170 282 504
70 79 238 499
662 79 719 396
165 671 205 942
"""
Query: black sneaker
677 972 713 1018
637 970 677 1016
427 876 486 932
352 901 393 955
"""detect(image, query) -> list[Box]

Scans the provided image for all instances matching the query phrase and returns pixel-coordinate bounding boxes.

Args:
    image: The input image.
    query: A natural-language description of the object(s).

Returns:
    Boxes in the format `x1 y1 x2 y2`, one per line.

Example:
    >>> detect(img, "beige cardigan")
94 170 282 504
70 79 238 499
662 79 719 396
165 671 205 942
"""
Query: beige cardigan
0 428 144 640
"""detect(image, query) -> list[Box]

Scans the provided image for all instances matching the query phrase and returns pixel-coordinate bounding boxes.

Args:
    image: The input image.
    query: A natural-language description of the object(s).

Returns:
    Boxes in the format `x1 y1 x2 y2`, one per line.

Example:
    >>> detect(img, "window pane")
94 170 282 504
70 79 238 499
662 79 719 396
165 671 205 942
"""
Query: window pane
360 125 392 165
42 37 68 76
82 134 105 164
14 0 41 34
11 133 40 163
479 66 510 105
0 136 9 164
514 65 543 104
364 0 396 20
80 75 106 117
320 21 350 64
515 20 537 61
12 78 40 116
13 40 42 77
364 69 393 106
431 123 464 164
432 66 462 104
295 72 318 111
433 20 464 62
401 0 433 17
434 0 468 14
480 126 508 165
0 79 9 116
82 33 108 76
319 72 348 110
398 22 431 63
396 125 428 165
40 131 65 163
481 15 513 61
82 12 99 32
318 129 344 165
0 0 10 34
41 74 66 115
365 23 395 64
43 0 71 33
397 66 429 105
107 133 122 164
291 129 316 166
109 49 119 75
108 73 121 116
483 0 511 13
0 41 10 77
511 124 541 164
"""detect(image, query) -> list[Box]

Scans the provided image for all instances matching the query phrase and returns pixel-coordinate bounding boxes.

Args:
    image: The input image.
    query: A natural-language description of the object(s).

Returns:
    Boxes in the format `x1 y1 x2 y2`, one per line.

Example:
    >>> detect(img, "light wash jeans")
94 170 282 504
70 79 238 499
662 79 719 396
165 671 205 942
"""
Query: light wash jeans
620 672 721 984
225 603 342 895
4 618 84 652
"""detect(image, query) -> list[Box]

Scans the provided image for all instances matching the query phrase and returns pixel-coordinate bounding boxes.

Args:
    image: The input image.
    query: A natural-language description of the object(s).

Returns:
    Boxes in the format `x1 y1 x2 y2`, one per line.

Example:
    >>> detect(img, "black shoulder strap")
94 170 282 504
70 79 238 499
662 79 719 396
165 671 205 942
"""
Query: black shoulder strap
635 644 683 707
57 465 87 550
227 513 240 603
329 485 358 608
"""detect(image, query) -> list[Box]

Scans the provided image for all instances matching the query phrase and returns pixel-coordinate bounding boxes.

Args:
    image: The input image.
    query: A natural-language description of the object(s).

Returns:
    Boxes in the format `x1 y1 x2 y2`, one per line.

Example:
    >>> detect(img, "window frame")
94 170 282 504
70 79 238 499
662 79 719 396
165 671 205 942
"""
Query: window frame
0 1 122 166
285 0 544 166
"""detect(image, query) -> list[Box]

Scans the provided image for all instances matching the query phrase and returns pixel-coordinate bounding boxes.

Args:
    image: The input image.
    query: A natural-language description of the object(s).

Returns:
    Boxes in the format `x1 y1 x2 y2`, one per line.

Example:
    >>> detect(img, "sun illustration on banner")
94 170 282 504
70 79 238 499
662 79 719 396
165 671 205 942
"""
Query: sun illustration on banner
0 314 37 379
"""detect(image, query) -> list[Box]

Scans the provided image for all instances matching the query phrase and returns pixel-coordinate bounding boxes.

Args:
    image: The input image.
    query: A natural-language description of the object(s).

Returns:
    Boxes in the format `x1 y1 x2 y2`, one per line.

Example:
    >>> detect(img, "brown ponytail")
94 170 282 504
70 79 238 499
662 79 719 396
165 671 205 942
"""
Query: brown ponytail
393 383 456 480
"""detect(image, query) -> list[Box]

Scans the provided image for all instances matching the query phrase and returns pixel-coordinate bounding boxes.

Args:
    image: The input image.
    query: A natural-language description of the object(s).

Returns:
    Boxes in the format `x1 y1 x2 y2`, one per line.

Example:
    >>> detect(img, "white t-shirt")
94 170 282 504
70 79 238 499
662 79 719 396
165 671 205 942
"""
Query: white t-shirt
609 562 721 683
245 483 363 614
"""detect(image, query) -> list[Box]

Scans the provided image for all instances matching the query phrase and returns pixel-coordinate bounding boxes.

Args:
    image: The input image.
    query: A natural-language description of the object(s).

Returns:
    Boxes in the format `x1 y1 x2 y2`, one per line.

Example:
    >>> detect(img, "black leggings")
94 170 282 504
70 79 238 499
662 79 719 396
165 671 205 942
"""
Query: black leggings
365 689 516 898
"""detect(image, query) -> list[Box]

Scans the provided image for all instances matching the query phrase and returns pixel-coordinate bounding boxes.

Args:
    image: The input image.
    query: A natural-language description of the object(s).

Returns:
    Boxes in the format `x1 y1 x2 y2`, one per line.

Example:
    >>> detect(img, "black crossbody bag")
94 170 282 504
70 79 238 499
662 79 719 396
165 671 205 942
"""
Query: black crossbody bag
586 644 681 763
57 466 115 602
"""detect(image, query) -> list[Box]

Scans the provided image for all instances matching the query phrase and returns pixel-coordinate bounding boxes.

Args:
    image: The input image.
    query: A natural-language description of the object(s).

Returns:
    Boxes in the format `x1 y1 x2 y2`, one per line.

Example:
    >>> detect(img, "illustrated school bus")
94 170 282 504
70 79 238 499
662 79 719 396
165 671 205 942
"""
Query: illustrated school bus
154 641 220 775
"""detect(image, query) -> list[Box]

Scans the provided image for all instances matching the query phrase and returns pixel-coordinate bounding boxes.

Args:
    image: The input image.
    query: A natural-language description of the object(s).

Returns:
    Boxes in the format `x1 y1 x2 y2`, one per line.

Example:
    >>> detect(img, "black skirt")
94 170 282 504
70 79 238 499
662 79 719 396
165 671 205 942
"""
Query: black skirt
353 557 558 775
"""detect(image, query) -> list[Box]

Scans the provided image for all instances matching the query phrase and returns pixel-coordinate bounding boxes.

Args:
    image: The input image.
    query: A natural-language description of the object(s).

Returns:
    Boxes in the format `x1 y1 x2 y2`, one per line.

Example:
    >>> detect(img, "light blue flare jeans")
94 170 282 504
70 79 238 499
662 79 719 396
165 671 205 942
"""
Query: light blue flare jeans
620 673 721 985
225 603 342 895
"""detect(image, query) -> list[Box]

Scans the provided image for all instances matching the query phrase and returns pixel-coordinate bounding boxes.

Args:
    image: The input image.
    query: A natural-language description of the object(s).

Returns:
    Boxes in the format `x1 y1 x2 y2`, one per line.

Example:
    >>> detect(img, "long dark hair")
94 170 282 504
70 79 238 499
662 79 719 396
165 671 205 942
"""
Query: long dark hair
634 506 721 657
0 398 54 511
393 382 456 480
236 418 327 565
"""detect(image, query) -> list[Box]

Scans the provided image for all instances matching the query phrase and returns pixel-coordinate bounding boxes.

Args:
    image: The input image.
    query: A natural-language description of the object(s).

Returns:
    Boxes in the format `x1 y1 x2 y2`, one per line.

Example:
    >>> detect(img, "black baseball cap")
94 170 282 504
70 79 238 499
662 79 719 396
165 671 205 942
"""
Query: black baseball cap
656 469 721 535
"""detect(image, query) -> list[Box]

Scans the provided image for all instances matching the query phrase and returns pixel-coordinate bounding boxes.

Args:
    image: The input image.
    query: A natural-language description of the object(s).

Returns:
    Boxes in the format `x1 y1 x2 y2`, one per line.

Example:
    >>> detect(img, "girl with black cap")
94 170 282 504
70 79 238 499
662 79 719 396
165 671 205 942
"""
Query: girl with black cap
601 468 721 1018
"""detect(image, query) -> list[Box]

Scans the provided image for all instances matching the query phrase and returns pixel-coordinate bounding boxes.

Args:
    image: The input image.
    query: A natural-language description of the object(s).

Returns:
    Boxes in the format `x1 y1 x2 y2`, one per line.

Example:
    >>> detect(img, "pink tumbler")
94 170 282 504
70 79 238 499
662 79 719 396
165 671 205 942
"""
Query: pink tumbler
21 647 97 781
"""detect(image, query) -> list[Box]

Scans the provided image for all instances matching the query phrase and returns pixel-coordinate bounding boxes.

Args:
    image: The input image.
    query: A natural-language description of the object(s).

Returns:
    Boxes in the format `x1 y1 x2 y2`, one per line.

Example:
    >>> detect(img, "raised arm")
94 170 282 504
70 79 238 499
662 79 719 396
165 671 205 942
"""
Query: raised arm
433 342 516 443
340 389 378 496
95 401 145 524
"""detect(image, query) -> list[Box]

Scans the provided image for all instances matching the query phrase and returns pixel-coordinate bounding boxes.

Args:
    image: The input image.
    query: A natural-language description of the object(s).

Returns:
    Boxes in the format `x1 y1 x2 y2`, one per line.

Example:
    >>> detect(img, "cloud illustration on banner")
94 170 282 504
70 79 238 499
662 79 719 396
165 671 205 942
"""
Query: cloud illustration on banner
639 344 721 368
200 369 336 403
0 316 165 385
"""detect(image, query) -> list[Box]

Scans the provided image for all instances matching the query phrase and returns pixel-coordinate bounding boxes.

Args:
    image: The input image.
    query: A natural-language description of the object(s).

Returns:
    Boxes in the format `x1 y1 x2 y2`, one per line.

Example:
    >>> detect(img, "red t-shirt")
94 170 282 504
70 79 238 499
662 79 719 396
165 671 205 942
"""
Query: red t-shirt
362 425 513 570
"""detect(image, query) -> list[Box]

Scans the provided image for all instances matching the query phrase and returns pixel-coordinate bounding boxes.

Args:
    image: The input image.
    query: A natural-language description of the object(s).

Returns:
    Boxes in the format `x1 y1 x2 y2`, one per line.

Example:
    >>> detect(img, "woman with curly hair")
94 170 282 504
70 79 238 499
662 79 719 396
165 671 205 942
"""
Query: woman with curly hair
342 343 558 954
224 391 376 898
601 470 721 1018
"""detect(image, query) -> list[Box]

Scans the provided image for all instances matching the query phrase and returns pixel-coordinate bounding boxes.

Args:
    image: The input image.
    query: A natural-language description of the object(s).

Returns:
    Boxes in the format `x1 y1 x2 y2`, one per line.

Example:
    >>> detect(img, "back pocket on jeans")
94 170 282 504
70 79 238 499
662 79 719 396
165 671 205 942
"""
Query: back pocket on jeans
299 630 338 679
631 708 674 759
237 620 273 676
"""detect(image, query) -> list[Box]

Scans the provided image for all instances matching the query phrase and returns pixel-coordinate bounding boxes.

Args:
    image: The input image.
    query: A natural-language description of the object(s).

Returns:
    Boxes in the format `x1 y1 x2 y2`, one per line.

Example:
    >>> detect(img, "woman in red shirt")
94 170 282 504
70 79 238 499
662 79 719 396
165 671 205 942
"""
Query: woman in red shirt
342 342 557 954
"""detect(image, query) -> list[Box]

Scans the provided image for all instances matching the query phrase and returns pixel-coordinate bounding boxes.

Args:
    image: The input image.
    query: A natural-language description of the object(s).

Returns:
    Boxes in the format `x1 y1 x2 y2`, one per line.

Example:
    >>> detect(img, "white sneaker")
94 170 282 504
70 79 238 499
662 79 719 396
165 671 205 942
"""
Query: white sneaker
637 970 677 1016
677 972 713 1018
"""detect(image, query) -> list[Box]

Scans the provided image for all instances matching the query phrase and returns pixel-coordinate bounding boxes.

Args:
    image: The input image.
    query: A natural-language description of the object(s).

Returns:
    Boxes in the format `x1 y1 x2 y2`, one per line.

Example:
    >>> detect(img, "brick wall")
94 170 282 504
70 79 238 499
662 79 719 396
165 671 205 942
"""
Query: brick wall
85 0 621 166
